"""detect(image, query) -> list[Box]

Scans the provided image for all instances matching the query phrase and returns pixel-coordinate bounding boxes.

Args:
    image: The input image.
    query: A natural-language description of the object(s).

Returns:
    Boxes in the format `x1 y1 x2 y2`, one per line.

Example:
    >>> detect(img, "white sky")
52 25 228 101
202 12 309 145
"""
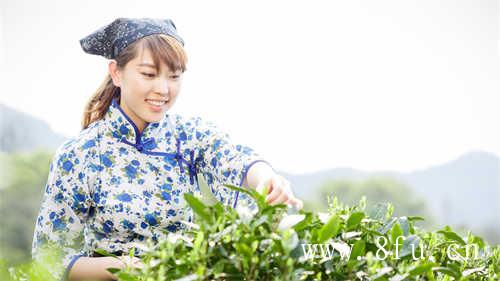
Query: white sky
0 0 499 174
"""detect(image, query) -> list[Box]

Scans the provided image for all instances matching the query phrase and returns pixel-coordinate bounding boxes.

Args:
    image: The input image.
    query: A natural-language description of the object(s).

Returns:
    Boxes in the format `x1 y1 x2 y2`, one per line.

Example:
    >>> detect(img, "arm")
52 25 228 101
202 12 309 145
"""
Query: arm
244 160 303 209
195 117 269 207
69 256 143 281
194 117 302 209
32 145 107 281
69 257 122 280
242 161 274 190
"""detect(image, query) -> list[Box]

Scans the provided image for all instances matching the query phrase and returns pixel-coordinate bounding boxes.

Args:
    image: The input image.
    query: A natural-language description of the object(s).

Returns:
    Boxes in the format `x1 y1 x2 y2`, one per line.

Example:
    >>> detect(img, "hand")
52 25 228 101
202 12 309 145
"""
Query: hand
256 174 303 209
116 255 145 270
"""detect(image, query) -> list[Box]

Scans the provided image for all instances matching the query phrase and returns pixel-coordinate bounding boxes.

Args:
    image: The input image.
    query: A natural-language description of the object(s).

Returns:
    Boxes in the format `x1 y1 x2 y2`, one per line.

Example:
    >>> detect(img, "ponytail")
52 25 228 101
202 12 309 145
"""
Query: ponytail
81 75 119 130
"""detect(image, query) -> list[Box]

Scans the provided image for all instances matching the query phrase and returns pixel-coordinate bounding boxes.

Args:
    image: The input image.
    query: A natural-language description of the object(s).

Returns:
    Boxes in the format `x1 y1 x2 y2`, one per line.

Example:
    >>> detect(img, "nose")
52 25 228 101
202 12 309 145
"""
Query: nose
155 77 169 96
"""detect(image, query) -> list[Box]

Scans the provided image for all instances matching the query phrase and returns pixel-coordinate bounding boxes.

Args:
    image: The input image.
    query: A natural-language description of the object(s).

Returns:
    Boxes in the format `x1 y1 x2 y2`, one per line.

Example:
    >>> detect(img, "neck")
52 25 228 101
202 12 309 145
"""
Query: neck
118 99 147 135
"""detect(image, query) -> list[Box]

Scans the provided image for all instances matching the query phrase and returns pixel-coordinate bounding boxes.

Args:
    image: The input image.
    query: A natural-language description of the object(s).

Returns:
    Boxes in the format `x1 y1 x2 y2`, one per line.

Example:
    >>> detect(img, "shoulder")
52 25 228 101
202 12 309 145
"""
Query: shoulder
168 113 218 140
169 113 207 128
51 122 101 173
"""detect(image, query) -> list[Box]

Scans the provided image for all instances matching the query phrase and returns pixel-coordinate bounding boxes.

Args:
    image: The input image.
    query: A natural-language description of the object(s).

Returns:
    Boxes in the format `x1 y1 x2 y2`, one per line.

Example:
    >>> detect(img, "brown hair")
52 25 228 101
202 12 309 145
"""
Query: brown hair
81 34 188 129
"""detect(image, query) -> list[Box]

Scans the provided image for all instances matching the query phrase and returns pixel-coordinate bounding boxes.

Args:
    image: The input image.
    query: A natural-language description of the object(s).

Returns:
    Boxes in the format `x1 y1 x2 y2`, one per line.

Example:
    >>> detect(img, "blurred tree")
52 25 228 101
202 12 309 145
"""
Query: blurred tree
0 150 53 266
304 176 435 228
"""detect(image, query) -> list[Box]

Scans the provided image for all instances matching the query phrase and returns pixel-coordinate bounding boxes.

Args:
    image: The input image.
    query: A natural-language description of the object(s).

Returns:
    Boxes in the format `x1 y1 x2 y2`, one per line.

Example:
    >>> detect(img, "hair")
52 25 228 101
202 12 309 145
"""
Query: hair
81 34 188 130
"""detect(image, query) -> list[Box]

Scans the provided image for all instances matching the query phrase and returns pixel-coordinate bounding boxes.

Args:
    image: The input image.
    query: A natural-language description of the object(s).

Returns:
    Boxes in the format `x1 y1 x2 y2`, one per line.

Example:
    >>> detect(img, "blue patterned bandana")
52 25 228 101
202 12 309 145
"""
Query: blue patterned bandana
79 17 185 59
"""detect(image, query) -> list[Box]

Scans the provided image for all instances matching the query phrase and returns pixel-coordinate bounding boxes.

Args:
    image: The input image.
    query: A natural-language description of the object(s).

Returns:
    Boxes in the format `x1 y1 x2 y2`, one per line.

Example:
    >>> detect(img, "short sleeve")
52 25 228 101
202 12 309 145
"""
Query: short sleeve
31 144 94 281
194 117 274 209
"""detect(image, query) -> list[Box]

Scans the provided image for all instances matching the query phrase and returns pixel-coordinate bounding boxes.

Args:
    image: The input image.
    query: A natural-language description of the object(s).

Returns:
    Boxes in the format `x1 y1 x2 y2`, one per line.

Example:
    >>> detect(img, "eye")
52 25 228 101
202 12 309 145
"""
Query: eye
170 74 181 79
141 72 155 78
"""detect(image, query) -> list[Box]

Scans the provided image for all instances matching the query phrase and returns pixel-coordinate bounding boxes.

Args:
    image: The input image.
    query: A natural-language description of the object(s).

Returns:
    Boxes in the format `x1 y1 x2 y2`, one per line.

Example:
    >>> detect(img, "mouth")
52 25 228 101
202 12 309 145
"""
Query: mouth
145 98 169 113
145 98 168 106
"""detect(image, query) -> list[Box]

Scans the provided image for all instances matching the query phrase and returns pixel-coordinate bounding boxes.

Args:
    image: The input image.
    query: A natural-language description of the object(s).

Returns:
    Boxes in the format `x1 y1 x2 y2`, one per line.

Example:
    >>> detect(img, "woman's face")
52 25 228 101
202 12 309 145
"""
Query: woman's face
109 47 183 133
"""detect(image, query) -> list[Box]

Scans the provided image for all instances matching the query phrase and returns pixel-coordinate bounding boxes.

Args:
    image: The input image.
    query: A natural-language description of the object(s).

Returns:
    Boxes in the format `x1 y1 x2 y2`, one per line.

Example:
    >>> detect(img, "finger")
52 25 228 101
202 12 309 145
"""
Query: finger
134 261 145 269
119 256 132 268
282 179 293 196
130 257 144 269
269 189 289 205
292 198 304 209
265 176 282 203
267 176 292 204
285 197 303 208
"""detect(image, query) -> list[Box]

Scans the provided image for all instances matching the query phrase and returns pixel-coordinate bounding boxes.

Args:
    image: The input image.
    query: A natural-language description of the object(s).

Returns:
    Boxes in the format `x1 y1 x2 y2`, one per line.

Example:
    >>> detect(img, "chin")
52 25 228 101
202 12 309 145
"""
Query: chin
145 116 163 123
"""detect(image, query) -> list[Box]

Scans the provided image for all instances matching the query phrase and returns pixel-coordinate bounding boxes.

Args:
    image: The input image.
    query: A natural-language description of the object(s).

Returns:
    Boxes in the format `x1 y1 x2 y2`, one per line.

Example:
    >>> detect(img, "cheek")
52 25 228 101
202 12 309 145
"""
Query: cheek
137 80 154 92
170 85 181 98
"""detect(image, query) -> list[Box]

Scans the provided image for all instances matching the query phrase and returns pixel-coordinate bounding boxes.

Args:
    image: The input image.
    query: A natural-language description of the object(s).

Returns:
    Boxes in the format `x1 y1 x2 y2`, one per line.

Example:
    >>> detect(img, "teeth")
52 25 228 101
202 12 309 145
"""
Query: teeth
146 99 166 106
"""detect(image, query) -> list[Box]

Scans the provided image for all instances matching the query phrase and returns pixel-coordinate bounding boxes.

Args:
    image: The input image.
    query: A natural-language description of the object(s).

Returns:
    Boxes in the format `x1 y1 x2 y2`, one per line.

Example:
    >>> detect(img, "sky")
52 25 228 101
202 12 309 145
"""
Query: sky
0 0 499 174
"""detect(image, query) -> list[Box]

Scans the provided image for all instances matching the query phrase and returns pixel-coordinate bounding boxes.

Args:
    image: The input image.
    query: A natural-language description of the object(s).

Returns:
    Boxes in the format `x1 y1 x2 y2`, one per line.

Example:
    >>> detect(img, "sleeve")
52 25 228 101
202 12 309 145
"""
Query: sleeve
31 144 94 281
194 117 275 209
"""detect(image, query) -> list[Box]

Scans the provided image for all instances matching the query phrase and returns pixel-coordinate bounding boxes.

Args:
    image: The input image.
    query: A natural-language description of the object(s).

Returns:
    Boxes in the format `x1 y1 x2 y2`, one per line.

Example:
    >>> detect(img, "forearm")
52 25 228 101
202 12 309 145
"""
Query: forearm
243 161 275 190
68 256 122 281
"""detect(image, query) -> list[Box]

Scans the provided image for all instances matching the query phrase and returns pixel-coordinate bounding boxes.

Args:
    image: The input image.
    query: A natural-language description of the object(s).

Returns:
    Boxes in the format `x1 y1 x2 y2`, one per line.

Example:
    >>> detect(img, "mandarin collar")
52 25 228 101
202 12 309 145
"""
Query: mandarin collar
103 97 169 151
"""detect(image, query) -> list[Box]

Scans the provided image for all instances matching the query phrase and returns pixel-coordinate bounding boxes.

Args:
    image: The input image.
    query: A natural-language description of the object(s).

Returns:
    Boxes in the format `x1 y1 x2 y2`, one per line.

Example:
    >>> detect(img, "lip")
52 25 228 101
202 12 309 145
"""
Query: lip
145 99 167 112
145 98 168 102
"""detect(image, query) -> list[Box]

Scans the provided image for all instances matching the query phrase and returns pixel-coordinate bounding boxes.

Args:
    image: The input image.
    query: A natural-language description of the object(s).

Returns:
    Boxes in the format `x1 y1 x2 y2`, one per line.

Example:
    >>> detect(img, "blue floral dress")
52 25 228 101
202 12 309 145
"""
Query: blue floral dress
31 97 272 281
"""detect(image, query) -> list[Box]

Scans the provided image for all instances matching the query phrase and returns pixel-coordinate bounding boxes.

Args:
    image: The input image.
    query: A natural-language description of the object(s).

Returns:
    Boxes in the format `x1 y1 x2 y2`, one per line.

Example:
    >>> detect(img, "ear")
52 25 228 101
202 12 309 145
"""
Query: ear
108 60 121 87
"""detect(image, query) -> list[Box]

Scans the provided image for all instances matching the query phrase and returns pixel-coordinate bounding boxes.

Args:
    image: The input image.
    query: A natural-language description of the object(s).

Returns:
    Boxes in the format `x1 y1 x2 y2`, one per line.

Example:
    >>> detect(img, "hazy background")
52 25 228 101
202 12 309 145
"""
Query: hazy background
0 0 499 267
1 0 499 173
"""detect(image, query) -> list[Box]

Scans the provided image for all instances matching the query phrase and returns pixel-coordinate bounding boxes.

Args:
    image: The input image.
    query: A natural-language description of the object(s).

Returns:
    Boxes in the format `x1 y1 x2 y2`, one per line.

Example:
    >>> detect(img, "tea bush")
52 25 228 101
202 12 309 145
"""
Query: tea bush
5 176 500 281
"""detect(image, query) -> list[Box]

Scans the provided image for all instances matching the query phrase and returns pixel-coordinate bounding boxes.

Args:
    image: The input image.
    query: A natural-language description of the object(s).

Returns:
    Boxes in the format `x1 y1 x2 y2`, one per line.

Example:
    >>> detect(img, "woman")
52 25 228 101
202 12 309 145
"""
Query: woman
31 17 303 281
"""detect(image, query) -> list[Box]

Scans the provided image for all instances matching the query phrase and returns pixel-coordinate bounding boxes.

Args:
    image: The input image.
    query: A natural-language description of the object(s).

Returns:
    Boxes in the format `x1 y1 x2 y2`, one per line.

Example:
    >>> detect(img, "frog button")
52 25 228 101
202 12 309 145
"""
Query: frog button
136 143 144 152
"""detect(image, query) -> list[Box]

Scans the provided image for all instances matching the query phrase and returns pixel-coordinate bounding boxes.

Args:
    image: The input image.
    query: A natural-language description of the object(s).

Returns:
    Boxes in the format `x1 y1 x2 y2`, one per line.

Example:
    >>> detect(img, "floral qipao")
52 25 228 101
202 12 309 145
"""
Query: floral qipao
31 97 271 280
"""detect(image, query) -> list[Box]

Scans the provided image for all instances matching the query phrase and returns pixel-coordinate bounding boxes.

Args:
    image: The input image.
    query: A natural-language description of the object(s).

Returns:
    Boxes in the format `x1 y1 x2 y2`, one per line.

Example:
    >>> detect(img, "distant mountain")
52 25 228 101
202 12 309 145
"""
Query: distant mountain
283 151 500 242
0 103 68 152
402 151 499 229
1 103 498 241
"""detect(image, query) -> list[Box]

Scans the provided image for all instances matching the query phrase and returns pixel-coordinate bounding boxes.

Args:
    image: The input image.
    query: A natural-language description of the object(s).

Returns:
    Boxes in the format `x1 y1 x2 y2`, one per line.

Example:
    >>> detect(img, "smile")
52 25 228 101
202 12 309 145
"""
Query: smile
145 99 167 106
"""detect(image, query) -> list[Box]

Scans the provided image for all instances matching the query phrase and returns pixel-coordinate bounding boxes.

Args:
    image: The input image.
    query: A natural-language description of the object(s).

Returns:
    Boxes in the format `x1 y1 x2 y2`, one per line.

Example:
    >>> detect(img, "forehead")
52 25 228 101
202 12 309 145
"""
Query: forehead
132 47 173 72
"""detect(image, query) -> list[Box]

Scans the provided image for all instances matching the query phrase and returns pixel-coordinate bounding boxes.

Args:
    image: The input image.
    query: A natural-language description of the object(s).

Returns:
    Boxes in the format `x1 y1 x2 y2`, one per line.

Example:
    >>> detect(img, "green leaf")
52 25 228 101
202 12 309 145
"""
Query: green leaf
409 262 435 276
391 222 403 246
196 173 219 206
399 235 421 258
224 183 266 208
368 203 389 220
370 266 393 280
293 212 313 232
432 266 461 279
437 230 466 245
116 272 138 281
347 212 365 230
407 216 425 222
128 247 135 258
105 267 122 274
277 214 305 232
223 184 258 199
281 229 299 253
378 217 397 234
398 217 410 236
235 243 252 260
173 274 199 281
184 193 212 222
471 235 485 249
349 239 366 261
93 248 117 258
318 214 341 243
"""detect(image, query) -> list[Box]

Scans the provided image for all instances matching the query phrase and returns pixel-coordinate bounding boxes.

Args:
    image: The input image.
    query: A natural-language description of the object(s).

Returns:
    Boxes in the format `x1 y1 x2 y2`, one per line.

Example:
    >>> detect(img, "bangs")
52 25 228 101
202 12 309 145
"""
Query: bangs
137 34 187 73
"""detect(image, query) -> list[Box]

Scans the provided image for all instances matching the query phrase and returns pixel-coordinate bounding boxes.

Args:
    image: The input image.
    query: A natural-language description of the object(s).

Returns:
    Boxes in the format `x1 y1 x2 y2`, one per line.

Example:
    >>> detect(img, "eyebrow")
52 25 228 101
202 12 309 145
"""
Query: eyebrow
137 63 156 68
136 63 180 74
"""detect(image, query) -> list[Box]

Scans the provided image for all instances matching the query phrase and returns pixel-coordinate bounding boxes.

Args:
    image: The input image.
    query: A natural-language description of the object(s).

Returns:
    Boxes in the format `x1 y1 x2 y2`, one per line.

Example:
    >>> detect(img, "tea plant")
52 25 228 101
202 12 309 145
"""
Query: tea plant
5 176 499 281
110 179 499 281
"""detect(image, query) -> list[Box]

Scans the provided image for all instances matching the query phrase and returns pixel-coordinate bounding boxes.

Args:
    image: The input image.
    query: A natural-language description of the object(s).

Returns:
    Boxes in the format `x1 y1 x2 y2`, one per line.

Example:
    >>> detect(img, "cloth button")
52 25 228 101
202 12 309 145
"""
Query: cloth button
136 144 143 151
